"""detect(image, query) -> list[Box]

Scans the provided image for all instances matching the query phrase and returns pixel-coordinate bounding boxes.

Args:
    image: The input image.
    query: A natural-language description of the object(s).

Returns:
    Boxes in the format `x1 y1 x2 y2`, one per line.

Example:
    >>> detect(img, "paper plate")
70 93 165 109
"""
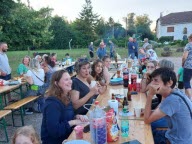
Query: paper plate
64 140 90 144
115 94 124 99
110 77 123 83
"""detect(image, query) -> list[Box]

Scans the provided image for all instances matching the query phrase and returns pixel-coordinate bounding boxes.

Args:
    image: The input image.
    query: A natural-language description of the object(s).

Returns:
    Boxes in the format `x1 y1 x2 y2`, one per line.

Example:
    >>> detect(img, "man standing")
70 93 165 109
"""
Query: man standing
88 42 94 58
0 42 11 80
133 38 138 58
0 42 13 102
109 40 115 58
127 37 135 59
144 68 192 143
96 42 106 59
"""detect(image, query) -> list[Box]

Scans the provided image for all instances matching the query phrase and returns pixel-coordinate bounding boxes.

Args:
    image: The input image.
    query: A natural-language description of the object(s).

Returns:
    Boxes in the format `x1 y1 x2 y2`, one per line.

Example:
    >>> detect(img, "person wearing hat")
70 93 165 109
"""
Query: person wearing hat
96 42 106 59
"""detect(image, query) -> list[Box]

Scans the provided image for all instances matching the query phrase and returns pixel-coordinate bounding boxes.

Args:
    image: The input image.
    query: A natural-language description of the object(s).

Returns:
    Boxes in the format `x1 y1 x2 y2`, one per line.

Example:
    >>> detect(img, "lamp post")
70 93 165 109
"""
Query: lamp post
69 39 72 50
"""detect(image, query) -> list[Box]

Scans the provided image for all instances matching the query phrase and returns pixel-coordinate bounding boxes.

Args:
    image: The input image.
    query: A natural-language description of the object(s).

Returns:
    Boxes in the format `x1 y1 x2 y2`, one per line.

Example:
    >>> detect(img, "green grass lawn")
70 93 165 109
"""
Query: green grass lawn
7 47 183 76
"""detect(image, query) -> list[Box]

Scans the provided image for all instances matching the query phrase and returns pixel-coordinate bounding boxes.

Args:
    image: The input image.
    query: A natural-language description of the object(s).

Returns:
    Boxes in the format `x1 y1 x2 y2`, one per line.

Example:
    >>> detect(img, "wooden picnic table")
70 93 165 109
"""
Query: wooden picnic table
66 85 154 144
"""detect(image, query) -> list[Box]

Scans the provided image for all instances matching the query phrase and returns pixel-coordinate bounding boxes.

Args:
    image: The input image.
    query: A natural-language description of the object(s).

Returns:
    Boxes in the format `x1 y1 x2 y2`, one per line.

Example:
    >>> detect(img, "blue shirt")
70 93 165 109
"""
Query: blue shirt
133 41 138 51
41 96 75 144
159 89 192 143
0 52 11 74
127 41 134 52
184 42 192 69
97 47 106 59
88 44 94 52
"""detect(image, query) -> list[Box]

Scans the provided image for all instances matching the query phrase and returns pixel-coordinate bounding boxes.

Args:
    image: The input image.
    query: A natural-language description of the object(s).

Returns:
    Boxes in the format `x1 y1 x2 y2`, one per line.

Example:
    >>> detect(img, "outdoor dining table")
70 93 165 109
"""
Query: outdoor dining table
66 85 154 144
0 81 26 109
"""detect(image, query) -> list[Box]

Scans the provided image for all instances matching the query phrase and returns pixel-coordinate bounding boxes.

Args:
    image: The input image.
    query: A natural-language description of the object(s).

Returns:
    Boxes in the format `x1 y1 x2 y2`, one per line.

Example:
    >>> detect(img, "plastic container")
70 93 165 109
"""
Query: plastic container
121 112 129 137
90 101 107 144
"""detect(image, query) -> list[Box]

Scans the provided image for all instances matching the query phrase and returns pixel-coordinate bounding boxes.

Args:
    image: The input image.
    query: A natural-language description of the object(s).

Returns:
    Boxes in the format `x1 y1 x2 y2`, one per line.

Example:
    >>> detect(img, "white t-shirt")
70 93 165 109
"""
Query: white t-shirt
146 49 158 61
26 69 45 86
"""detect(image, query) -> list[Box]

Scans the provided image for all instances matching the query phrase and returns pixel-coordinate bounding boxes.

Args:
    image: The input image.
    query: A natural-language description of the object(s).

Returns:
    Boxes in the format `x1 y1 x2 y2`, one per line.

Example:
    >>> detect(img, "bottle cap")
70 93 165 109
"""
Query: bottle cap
95 101 99 105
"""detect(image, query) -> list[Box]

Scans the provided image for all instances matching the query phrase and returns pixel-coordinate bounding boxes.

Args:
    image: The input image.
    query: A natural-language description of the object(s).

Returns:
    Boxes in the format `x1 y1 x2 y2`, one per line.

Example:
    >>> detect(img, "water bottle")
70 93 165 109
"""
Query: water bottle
134 56 138 66
121 112 129 137
90 101 107 144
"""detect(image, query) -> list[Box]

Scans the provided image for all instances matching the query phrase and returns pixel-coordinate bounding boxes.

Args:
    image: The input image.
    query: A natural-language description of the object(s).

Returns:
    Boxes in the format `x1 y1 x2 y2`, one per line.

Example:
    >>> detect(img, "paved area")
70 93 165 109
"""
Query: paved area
0 56 190 144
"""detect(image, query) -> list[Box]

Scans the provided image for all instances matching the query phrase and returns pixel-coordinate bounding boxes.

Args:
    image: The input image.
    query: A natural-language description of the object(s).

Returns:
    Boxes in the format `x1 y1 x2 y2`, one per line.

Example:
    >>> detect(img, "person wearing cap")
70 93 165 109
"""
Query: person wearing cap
96 42 106 59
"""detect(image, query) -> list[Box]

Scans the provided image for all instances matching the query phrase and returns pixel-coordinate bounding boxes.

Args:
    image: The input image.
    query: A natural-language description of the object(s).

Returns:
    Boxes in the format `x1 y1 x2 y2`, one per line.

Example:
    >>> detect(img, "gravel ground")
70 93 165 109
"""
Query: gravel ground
0 56 190 144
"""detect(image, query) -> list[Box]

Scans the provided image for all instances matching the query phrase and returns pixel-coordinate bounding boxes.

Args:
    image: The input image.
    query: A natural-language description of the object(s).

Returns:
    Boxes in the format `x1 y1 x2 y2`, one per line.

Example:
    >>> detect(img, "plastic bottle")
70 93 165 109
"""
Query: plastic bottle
121 110 129 137
123 68 129 87
90 101 107 144
134 56 138 66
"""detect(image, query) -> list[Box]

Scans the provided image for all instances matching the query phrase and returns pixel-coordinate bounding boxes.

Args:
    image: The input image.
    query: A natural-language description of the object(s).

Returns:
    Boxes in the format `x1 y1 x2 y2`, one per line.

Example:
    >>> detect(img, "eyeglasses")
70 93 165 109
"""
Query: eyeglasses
147 66 155 69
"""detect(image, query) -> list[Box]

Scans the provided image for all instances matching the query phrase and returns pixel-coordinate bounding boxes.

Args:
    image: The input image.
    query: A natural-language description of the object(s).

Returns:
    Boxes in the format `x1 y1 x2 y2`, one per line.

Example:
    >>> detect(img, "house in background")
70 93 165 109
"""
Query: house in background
156 11 192 40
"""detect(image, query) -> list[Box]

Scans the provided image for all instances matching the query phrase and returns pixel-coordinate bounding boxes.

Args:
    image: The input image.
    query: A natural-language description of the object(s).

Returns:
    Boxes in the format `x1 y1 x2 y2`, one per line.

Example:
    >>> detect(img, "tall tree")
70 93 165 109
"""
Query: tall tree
73 0 99 46
1 2 53 50
127 13 136 37
49 16 76 49
135 14 154 40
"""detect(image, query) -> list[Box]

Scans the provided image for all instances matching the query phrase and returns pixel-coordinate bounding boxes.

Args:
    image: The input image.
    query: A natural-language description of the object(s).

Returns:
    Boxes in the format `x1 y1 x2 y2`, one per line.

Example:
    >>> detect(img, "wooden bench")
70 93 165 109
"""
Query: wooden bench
0 110 12 142
4 96 39 127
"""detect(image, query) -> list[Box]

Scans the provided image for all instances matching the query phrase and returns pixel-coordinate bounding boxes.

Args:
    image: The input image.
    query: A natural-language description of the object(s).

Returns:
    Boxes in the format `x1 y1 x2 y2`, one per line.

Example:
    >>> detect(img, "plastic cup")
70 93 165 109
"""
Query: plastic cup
134 108 141 118
74 125 84 139
90 81 97 88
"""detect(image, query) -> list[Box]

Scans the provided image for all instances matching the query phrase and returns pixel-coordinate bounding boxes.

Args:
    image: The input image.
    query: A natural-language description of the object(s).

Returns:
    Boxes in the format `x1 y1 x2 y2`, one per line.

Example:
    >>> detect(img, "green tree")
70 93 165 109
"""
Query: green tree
135 14 154 40
1 2 53 50
127 13 136 37
49 16 76 49
73 0 99 46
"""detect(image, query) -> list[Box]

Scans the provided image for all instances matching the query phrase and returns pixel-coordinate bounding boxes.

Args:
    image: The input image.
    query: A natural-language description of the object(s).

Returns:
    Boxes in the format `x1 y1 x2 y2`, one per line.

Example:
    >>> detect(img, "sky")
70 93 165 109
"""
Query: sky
21 0 192 30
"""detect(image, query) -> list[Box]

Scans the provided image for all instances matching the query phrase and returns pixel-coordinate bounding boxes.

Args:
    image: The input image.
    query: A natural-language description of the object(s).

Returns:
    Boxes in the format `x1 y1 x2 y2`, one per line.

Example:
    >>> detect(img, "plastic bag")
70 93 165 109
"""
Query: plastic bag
106 109 119 142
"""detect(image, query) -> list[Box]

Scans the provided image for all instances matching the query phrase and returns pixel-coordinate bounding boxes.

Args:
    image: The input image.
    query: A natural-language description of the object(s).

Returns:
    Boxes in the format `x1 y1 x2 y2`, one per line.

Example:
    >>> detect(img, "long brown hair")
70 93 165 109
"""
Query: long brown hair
12 125 40 144
91 59 104 81
46 69 70 105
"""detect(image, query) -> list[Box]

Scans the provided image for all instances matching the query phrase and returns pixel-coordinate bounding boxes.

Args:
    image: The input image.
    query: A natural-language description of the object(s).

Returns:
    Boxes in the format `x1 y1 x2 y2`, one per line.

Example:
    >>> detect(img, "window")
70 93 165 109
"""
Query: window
183 27 187 34
167 27 174 32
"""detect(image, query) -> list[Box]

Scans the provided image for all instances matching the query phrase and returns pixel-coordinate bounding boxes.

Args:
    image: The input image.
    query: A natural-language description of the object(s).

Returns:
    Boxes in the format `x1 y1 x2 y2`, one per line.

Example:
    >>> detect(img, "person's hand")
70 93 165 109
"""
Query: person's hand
76 115 89 122
90 85 99 95
147 84 160 98
1 71 7 76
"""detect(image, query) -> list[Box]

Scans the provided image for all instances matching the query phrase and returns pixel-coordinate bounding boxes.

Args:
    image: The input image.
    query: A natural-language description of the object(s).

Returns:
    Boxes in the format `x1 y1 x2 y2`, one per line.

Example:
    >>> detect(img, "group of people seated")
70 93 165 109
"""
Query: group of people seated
15 52 112 143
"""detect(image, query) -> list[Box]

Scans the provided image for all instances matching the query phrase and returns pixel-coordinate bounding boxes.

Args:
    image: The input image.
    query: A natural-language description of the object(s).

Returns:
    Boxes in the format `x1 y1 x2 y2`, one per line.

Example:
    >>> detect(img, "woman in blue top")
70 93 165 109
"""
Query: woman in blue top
41 69 88 144
182 34 192 100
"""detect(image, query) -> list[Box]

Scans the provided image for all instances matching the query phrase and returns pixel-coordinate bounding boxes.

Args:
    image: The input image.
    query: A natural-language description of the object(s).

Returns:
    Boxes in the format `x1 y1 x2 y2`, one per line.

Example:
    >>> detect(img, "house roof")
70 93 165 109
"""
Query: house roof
160 11 192 25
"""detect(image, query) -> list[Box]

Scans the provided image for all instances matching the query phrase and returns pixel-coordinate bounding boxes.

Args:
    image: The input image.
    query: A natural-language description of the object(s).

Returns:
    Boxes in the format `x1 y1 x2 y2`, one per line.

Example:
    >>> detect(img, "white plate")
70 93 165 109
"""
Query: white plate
63 140 90 144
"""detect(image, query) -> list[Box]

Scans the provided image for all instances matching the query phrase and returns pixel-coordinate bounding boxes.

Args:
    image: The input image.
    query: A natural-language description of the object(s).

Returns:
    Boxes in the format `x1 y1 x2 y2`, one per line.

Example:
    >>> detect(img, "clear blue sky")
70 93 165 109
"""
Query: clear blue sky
21 0 192 30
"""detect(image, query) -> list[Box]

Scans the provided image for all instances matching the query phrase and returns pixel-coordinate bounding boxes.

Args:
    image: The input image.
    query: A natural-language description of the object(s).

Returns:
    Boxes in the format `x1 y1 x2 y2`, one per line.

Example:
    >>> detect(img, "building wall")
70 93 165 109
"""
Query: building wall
156 22 192 40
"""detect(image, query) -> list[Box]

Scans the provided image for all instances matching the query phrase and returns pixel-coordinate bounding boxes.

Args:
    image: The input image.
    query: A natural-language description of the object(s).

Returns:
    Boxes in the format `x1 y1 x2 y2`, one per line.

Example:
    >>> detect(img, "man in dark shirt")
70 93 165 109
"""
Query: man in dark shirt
127 37 135 59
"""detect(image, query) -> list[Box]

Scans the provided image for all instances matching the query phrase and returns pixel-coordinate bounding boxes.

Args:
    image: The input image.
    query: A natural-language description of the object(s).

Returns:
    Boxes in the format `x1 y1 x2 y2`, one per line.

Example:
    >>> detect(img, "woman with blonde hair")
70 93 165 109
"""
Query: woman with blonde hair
16 55 31 76
41 70 88 144
12 125 40 144
24 58 45 114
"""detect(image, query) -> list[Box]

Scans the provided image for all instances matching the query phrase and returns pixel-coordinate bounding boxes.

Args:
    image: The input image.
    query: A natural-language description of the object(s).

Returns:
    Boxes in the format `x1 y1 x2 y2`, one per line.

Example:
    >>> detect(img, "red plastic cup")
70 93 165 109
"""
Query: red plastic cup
74 125 84 139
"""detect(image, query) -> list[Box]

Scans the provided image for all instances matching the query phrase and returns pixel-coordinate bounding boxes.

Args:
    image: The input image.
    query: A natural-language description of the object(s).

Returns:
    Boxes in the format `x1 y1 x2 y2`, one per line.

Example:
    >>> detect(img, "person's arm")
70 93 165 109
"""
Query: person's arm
140 73 151 92
70 86 98 109
25 70 33 85
144 85 166 124
182 51 188 67
103 67 110 85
